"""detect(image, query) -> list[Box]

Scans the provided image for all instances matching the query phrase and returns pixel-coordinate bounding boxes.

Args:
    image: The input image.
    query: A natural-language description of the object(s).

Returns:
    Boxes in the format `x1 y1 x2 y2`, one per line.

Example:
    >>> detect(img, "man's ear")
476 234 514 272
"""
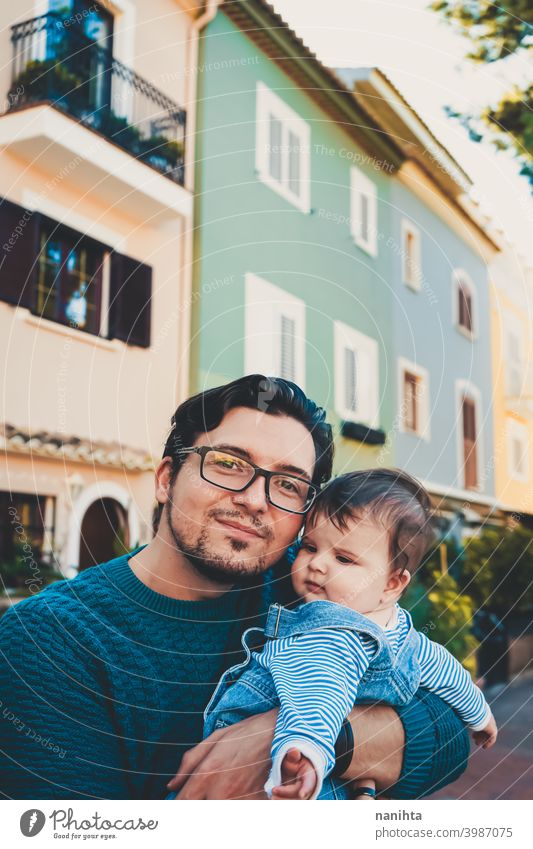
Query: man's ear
155 458 173 505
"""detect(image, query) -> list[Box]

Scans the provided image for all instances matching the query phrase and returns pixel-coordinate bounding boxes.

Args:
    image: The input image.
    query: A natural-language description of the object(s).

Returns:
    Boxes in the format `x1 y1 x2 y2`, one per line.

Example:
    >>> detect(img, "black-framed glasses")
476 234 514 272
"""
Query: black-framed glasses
178 446 318 515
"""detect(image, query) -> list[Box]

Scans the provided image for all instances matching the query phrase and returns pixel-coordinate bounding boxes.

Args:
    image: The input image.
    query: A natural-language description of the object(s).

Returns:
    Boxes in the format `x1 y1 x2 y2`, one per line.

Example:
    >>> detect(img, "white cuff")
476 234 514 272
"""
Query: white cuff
469 705 493 732
265 739 328 800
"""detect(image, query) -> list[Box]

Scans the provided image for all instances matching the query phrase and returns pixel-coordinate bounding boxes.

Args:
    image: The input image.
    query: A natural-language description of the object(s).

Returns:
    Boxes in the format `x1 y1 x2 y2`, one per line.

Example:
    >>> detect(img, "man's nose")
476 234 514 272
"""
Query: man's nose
231 475 269 513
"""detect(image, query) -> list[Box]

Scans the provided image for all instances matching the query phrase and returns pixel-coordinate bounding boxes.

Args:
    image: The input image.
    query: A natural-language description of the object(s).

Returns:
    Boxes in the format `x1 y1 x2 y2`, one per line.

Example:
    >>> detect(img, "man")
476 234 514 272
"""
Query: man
0 375 469 799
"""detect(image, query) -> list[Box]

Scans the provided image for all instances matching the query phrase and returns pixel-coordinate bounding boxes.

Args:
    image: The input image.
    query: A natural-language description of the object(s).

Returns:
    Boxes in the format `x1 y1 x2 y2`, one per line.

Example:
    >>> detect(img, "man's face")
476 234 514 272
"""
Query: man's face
161 407 316 583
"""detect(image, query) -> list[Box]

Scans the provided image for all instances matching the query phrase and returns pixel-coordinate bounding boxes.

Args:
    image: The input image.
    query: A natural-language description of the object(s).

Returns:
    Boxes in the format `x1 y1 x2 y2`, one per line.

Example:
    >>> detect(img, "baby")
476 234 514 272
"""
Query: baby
202 468 498 800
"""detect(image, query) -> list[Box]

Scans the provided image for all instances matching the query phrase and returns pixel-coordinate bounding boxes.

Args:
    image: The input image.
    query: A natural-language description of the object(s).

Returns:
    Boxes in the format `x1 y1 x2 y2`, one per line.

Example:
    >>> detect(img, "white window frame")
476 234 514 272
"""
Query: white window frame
506 418 528 483
397 357 430 440
334 321 379 428
452 268 477 339
455 379 484 492
503 310 525 399
244 273 306 389
255 82 310 213
350 166 378 256
401 219 422 290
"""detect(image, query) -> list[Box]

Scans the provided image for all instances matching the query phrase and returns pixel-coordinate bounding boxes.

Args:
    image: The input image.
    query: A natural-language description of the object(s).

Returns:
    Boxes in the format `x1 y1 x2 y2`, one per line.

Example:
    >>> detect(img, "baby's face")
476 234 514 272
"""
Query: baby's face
291 511 394 614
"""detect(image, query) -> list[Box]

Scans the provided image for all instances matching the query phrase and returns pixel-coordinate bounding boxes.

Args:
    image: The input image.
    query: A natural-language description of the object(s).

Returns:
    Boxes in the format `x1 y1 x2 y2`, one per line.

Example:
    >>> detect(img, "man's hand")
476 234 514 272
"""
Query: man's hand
166 710 277 799
271 748 317 800
472 715 498 749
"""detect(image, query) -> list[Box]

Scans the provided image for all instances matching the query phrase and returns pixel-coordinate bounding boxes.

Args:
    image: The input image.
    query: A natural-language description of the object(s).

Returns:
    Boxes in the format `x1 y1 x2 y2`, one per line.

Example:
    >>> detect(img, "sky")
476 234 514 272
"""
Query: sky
272 0 533 264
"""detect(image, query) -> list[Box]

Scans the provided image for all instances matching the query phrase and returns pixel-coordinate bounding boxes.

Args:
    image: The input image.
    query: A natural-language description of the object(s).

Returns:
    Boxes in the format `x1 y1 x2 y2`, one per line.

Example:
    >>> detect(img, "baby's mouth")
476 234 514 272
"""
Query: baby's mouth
304 579 324 594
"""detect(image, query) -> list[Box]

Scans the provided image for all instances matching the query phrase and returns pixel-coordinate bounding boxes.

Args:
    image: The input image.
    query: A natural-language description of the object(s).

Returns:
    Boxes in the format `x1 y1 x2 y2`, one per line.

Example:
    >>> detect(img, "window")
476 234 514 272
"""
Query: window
350 167 378 256
453 269 476 337
334 321 379 427
504 313 525 399
507 419 528 482
455 381 482 491
398 358 430 438
256 82 310 213
0 492 55 565
245 273 306 388
36 221 104 334
0 196 152 347
401 219 422 289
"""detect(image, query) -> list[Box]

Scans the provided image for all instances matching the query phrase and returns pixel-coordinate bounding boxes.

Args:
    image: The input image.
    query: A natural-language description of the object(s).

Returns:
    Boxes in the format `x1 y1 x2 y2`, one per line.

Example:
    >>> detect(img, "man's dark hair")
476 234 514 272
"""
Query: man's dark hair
153 374 334 533
307 468 435 576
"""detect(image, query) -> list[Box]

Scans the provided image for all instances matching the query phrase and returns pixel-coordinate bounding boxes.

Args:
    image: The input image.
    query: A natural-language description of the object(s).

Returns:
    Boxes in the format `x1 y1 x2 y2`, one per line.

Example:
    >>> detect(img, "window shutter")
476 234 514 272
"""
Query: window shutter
0 197 39 308
462 396 478 488
288 130 300 197
268 114 282 181
344 347 357 413
280 314 296 381
109 252 152 347
404 372 418 432
458 283 473 332
360 194 369 244
507 330 522 396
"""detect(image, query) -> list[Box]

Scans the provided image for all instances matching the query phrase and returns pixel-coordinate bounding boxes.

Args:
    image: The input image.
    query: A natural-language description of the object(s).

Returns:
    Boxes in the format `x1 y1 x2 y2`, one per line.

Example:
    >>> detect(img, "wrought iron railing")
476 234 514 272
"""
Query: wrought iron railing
8 13 186 185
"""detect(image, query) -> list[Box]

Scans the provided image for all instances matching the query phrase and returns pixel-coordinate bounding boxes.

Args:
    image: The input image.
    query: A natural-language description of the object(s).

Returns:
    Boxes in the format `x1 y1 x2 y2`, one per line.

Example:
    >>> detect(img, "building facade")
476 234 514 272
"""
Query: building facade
490 249 533 519
0 0 197 578
190 0 503 535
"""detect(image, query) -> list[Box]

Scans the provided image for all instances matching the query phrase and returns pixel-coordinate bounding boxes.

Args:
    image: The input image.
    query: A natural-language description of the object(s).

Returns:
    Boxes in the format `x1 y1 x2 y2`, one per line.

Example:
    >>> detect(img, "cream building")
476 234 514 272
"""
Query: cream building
0 1 206 578
490 248 533 519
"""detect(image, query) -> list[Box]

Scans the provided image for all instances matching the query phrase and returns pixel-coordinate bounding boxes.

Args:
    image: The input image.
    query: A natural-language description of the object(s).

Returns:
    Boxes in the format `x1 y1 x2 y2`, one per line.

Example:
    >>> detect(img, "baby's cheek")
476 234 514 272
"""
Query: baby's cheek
291 555 305 577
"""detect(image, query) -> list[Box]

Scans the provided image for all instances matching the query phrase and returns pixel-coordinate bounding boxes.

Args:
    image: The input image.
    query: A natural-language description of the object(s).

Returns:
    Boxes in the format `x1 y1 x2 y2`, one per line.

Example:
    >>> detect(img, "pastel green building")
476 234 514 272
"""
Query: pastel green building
191 0 500 524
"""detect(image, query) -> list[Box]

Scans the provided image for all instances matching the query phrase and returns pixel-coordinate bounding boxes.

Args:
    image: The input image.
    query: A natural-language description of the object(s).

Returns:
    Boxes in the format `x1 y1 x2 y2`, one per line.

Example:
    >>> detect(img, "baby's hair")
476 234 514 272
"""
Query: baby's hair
307 468 435 576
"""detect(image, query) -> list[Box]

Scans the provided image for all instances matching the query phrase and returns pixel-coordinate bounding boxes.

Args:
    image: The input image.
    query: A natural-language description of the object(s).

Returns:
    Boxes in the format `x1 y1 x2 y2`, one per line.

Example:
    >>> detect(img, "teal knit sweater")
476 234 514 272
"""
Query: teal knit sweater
0 550 292 799
0 549 470 800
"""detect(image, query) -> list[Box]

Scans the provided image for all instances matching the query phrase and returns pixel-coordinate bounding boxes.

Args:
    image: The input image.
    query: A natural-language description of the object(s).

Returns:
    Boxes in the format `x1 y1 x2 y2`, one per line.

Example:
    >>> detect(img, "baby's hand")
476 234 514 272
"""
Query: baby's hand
472 715 498 749
271 748 317 800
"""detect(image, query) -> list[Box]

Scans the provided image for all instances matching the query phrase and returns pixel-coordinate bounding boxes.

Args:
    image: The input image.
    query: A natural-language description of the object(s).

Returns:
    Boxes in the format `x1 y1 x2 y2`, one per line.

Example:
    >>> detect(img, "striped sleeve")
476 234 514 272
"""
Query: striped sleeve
263 629 371 797
418 632 492 730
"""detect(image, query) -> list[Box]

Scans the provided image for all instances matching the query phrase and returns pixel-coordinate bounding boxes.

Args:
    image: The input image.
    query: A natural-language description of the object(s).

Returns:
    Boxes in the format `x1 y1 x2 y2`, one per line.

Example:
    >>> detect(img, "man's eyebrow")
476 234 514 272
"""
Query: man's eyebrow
209 443 312 479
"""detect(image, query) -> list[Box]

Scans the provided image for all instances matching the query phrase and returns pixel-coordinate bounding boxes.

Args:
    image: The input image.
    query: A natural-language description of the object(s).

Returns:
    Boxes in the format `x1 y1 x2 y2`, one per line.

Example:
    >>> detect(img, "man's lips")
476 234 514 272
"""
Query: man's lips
215 518 265 539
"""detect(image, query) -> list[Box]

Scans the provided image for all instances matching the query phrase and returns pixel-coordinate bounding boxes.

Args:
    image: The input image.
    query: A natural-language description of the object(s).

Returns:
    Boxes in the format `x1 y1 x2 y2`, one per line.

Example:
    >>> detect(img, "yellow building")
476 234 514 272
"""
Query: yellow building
0 1 203 577
490 248 533 518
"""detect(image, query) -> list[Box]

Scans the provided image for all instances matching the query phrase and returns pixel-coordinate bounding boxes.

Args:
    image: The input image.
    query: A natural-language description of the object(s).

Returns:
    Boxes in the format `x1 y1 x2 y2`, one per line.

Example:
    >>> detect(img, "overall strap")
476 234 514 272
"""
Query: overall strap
264 601 386 645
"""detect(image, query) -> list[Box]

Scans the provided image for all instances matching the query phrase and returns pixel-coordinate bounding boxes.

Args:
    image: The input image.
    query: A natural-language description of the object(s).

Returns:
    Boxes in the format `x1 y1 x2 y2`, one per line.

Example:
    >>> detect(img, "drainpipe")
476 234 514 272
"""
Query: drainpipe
176 0 219 403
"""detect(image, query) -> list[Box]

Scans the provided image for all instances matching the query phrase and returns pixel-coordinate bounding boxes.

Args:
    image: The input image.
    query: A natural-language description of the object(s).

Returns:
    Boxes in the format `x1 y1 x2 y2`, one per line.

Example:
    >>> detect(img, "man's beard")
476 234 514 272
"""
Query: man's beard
165 504 272 585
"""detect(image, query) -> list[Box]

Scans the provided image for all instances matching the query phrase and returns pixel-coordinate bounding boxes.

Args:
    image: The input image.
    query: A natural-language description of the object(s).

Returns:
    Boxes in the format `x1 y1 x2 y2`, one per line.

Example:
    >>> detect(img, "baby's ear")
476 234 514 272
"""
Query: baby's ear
387 567 411 594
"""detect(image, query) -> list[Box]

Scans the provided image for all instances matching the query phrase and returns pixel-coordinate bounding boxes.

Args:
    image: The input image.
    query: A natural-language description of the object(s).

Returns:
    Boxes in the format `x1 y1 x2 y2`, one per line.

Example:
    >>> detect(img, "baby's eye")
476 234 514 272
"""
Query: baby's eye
336 555 353 564
301 541 316 553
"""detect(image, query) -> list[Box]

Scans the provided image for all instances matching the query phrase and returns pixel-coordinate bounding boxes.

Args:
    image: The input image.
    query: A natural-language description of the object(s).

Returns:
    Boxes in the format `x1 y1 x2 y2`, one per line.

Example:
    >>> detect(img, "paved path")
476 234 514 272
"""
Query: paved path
431 671 533 799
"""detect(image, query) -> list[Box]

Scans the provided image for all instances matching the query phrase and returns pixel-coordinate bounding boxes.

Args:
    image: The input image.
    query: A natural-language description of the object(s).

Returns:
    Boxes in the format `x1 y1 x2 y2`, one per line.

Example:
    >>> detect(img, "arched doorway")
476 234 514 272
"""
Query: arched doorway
78 497 129 570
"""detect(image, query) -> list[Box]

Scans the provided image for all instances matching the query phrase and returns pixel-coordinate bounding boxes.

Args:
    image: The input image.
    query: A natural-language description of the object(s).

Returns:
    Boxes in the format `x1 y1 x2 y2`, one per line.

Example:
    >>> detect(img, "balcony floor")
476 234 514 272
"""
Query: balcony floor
0 103 192 223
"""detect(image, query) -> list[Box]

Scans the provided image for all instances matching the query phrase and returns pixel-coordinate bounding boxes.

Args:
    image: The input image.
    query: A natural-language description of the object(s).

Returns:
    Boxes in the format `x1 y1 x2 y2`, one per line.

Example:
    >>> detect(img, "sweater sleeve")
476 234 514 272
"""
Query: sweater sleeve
264 629 370 798
0 596 129 799
417 631 492 730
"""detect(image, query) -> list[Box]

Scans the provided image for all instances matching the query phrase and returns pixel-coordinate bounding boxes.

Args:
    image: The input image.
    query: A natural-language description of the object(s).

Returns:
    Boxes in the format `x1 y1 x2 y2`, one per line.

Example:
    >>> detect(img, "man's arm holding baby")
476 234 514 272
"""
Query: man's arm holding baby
168 630 408 800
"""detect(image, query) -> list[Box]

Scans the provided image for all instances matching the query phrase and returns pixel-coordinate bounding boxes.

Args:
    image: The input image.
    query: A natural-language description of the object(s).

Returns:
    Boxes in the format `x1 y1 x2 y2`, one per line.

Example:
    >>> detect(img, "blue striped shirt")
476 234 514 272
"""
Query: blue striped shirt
258 604 491 797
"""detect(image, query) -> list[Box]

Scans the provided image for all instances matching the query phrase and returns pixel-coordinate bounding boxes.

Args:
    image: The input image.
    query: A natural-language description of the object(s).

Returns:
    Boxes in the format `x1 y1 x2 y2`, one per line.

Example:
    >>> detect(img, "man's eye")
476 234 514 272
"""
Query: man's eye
279 479 298 493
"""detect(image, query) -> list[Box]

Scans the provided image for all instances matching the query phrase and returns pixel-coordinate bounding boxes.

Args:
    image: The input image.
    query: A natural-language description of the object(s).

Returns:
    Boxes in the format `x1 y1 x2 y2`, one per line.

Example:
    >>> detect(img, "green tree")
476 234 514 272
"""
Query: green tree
459 524 533 618
431 1 533 184
403 540 478 674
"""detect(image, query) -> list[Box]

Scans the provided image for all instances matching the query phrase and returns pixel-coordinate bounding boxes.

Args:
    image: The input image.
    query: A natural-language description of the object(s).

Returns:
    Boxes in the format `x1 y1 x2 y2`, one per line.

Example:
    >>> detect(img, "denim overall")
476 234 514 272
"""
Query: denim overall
203 600 422 800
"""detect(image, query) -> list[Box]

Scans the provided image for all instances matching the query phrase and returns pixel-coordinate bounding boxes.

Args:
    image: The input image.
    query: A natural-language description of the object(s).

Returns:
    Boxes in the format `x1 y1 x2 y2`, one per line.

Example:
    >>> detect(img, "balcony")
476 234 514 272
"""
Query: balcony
6 12 186 186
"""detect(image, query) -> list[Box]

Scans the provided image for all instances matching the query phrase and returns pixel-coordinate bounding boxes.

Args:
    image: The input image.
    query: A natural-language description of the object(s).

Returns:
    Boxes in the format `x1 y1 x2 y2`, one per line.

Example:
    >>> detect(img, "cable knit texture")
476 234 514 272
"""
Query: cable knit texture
0 549 469 799
0 550 290 799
